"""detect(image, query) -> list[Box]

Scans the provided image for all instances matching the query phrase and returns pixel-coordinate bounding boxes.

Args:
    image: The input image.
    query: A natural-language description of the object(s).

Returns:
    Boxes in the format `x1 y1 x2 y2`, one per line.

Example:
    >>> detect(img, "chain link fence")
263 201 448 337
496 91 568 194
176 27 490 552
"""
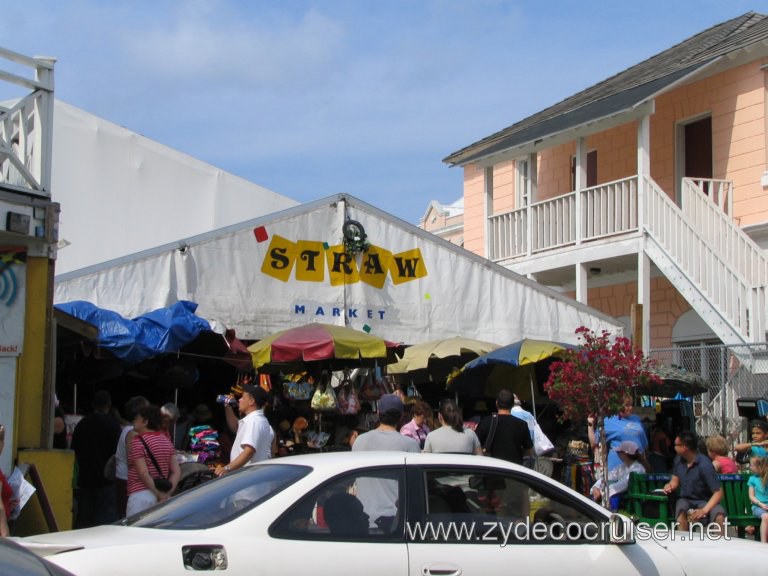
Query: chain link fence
649 343 768 443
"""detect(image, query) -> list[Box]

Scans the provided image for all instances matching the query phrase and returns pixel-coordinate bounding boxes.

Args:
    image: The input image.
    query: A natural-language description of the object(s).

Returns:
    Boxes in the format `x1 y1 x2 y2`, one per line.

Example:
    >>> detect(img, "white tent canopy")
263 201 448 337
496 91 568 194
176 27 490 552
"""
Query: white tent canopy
54 194 622 345
52 101 298 274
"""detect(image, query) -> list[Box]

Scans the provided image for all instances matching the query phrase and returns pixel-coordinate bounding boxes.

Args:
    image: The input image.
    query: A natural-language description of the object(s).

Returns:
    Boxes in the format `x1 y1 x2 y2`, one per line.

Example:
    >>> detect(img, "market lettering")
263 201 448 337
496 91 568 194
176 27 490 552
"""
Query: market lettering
261 235 426 287
294 305 386 320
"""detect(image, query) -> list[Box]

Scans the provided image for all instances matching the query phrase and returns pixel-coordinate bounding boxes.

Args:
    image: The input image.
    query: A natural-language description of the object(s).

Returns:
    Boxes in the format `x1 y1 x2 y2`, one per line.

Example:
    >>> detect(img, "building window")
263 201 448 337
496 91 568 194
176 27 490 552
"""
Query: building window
516 159 530 208
570 150 597 190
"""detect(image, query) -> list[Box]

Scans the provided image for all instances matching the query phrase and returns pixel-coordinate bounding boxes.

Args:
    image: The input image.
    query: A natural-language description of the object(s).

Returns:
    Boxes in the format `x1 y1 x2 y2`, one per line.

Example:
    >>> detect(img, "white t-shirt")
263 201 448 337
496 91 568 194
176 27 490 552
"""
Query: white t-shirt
231 409 273 464
115 425 133 480
593 460 646 498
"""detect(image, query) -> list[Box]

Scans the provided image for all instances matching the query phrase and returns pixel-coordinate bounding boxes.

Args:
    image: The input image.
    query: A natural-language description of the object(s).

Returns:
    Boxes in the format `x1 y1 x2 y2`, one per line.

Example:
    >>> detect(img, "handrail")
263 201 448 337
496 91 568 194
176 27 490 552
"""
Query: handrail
488 207 527 261
685 177 732 216
681 178 768 288
0 51 53 196
644 176 765 342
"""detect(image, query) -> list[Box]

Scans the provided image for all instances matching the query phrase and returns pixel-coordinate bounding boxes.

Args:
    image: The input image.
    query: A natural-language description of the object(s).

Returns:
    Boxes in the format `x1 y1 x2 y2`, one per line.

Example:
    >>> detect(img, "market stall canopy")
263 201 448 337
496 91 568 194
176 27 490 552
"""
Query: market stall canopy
388 336 500 383
54 300 212 365
448 339 573 407
248 322 400 372
636 364 708 397
54 194 623 345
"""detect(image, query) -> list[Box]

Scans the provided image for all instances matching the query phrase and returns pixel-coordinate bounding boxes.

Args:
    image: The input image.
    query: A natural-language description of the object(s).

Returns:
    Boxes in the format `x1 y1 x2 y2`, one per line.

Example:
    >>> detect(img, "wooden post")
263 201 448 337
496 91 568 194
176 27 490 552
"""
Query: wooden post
631 303 643 349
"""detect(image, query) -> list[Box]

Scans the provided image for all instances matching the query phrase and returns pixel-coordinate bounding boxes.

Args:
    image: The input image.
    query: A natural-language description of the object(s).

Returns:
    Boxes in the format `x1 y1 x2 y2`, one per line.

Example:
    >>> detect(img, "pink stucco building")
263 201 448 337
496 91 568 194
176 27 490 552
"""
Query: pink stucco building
440 12 768 429
444 12 768 351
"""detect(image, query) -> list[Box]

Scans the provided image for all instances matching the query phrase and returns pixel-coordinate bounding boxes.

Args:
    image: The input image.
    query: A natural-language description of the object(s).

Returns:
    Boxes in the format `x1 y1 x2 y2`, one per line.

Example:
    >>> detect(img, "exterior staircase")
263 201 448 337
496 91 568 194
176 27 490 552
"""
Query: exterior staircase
487 172 768 361
643 175 768 370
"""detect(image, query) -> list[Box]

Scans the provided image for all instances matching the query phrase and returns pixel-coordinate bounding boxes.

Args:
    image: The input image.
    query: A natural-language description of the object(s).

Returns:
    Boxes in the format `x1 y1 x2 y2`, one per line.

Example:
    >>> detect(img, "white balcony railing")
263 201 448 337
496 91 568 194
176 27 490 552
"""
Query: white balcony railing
488 176 639 260
0 47 55 197
487 172 767 344
682 178 767 288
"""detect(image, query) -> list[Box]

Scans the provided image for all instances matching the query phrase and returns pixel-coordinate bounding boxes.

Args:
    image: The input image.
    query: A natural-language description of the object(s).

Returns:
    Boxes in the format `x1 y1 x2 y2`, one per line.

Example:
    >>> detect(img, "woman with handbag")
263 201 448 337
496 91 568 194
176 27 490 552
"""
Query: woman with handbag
126 404 180 517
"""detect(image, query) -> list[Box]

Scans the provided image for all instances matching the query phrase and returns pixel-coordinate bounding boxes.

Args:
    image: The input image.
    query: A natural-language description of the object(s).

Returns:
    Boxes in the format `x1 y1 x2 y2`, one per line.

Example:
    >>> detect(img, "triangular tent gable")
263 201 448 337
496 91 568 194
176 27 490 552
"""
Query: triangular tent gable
54 194 622 344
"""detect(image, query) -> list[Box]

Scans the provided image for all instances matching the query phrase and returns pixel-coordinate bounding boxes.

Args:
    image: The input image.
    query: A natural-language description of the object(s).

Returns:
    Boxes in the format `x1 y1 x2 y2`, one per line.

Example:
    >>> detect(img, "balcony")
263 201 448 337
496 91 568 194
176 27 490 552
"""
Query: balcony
488 176 642 262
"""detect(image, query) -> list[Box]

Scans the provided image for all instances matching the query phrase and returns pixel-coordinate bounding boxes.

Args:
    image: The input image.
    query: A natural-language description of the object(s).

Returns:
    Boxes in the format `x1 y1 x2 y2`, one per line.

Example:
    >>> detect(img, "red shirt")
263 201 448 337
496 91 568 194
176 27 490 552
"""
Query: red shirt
127 431 175 495
715 455 738 474
0 469 12 517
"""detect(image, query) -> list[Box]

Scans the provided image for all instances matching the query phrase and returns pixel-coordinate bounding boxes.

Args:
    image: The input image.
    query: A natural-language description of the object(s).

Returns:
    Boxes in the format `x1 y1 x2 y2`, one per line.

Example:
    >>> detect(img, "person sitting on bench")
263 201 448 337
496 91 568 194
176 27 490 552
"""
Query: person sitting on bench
662 431 726 535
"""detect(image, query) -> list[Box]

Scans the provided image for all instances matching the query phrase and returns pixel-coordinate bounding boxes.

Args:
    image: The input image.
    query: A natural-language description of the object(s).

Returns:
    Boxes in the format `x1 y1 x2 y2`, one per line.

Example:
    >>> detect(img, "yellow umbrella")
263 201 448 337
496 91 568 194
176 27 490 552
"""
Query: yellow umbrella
389 336 500 374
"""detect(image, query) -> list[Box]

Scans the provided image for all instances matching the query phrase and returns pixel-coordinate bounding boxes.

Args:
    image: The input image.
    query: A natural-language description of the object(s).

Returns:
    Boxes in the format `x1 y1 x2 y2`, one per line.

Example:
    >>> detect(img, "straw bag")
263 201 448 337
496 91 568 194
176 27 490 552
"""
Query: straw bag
337 376 361 415
360 371 383 401
283 373 315 401
311 376 338 411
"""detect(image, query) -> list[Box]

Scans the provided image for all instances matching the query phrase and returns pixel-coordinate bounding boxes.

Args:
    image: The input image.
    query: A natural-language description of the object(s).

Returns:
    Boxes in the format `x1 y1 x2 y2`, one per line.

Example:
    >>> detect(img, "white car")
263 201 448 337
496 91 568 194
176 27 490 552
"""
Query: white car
19 452 766 575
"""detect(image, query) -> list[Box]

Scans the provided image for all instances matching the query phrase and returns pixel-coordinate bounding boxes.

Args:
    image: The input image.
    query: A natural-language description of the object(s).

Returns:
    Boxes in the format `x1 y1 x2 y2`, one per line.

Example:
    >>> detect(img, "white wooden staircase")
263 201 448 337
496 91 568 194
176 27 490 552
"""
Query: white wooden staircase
643 176 768 370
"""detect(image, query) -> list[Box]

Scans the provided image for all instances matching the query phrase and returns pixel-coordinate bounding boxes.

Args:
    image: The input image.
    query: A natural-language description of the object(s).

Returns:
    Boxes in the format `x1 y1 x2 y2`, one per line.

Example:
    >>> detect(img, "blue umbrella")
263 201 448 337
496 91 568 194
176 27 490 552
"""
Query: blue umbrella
448 339 574 417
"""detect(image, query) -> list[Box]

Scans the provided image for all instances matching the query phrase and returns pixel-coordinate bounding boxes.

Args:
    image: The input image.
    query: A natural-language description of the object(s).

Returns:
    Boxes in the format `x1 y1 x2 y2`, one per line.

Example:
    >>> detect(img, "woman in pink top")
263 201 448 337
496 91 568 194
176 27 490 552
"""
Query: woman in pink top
706 434 738 474
126 404 181 517
399 401 431 450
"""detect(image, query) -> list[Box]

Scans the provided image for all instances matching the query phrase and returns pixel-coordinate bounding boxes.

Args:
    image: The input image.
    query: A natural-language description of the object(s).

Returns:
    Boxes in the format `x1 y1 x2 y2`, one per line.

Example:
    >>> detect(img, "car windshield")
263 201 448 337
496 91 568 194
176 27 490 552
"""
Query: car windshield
124 464 311 530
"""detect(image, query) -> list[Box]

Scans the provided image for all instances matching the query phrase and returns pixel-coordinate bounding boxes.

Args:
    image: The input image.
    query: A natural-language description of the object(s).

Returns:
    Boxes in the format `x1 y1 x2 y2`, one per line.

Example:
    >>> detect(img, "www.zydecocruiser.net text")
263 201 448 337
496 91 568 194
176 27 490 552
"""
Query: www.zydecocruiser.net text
405 518 731 546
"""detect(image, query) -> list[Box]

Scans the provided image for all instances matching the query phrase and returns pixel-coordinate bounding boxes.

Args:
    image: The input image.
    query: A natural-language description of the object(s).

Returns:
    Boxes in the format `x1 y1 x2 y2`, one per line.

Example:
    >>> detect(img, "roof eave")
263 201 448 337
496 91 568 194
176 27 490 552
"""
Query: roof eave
467 100 655 170
445 33 768 169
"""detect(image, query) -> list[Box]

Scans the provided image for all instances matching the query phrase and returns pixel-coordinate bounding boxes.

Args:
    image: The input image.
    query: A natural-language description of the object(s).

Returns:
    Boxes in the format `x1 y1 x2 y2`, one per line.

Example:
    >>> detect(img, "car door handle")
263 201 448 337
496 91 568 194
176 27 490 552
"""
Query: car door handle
422 563 462 576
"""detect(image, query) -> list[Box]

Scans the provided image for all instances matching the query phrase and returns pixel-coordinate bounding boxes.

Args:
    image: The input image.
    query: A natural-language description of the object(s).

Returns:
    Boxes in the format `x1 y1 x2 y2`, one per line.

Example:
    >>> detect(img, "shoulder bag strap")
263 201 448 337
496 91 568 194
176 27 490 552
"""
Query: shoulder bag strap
138 435 166 479
484 413 499 454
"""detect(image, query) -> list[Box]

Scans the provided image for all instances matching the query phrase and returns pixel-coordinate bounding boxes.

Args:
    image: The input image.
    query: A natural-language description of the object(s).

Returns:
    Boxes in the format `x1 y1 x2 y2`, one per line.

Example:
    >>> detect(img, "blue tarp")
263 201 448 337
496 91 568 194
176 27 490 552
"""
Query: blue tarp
55 300 212 365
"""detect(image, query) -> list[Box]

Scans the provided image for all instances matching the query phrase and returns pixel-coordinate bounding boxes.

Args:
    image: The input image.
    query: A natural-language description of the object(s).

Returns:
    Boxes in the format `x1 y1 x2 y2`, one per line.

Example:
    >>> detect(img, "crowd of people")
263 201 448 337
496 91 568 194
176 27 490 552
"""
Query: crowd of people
62 384 277 528
581 397 768 542
4 382 768 543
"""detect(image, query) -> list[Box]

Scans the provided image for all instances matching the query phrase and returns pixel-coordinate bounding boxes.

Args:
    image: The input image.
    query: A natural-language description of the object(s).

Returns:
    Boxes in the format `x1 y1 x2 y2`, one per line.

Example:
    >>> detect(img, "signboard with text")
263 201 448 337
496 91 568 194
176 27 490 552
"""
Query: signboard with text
0 247 26 356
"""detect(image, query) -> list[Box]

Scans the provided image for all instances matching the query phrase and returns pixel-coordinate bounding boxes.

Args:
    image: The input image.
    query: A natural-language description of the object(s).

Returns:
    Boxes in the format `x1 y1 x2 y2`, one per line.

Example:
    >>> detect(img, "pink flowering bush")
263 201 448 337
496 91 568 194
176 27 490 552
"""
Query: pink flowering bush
544 327 661 507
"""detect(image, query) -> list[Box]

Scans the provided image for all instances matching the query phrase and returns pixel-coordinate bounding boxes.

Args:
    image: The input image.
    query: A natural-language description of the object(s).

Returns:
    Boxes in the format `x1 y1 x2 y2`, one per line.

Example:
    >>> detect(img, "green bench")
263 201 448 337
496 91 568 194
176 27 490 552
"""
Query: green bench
625 472 760 538
719 473 760 538
625 473 671 528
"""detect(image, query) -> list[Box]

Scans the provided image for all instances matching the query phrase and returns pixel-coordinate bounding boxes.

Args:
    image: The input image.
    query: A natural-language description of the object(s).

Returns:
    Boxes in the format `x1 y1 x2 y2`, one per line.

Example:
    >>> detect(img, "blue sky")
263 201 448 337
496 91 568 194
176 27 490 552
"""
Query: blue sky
1 1 759 225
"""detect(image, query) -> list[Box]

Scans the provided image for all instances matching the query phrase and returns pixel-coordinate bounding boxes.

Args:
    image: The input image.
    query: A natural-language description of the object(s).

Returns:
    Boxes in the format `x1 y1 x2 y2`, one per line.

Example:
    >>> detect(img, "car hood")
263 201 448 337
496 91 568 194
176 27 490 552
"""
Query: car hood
19 525 192 557
659 535 765 572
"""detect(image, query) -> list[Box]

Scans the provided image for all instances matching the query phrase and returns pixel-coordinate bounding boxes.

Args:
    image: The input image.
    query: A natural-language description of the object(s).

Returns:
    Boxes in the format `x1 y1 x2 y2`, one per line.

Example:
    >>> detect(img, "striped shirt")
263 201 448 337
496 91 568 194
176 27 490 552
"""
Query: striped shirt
127 431 175 495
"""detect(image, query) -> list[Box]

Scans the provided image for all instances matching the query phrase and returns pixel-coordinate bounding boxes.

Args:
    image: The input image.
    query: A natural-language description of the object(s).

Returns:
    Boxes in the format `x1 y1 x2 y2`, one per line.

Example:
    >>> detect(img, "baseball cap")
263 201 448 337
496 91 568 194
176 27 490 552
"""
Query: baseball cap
378 393 404 414
616 440 640 455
